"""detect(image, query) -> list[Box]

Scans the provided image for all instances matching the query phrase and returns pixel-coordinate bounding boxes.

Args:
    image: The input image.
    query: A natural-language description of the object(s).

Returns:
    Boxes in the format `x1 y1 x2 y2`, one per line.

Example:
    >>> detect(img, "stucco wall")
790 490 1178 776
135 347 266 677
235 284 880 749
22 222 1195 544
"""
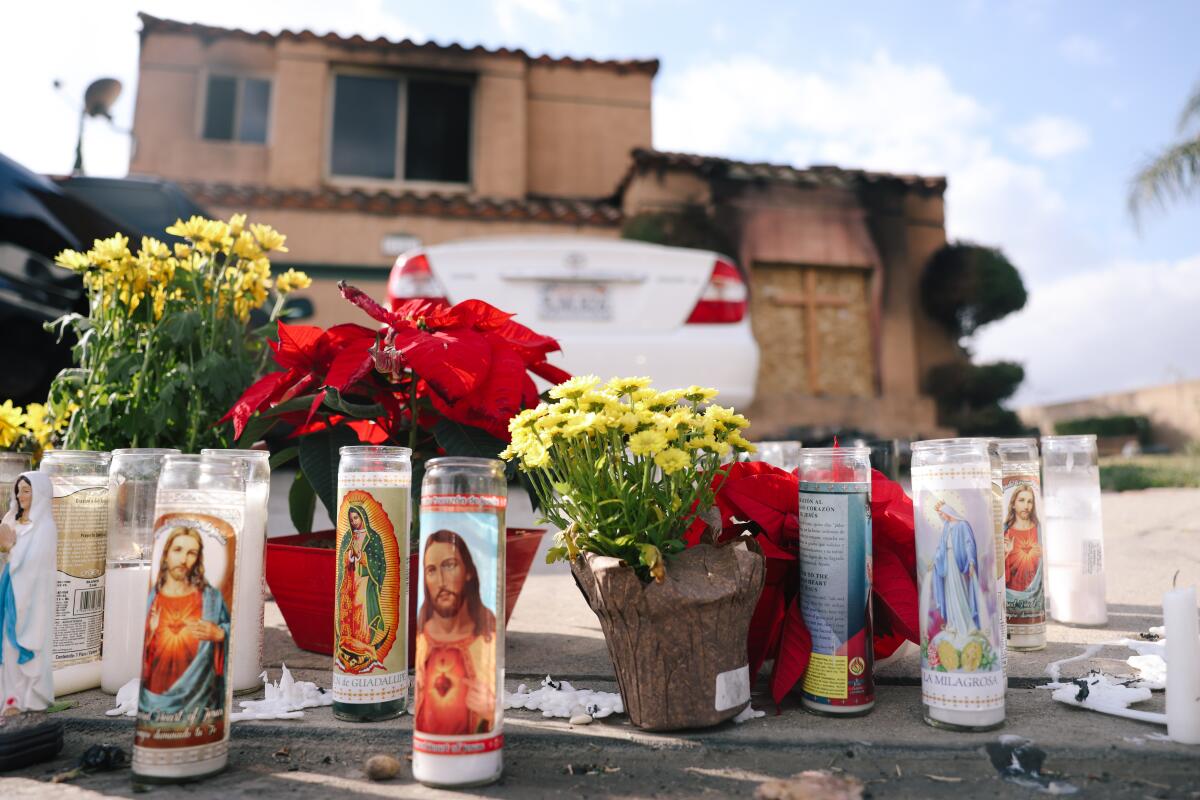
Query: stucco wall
1019 379 1200 449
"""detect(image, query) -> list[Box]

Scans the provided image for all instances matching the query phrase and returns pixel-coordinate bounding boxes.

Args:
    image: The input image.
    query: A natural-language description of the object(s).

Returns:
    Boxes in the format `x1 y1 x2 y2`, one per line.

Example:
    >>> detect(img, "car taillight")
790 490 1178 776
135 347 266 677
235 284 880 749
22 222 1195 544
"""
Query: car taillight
388 251 447 308
685 258 747 324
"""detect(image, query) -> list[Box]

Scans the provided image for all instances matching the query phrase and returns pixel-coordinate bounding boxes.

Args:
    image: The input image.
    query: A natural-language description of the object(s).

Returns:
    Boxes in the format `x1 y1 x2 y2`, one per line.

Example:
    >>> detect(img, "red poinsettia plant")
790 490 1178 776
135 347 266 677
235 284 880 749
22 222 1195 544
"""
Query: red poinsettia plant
686 461 919 706
222 282 570 531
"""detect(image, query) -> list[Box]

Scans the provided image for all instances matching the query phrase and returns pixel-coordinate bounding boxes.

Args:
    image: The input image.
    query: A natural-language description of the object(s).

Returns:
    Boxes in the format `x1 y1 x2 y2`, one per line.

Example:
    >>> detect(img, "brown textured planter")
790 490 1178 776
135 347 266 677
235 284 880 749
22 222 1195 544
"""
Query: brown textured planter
571 539 765 731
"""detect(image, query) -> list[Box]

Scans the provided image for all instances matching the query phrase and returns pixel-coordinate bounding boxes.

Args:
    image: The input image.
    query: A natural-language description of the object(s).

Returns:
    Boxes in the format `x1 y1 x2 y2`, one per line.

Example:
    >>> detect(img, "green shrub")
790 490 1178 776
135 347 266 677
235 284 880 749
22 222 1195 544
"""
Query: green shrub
921 242 1027 339
1099 456 1200 491
1055 414 1151 442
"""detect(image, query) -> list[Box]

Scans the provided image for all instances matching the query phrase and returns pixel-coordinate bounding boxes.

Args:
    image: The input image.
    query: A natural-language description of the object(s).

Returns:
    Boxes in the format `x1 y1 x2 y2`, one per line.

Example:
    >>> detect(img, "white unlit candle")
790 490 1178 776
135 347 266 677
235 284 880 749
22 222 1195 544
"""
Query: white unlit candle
233 481 269 693
1164 586 1200 744
100 561 151 693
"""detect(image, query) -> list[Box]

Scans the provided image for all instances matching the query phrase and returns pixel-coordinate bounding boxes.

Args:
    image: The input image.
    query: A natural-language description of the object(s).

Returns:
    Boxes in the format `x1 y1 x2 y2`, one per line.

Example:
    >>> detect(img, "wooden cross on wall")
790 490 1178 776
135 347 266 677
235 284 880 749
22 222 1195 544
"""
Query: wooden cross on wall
765 269 850 395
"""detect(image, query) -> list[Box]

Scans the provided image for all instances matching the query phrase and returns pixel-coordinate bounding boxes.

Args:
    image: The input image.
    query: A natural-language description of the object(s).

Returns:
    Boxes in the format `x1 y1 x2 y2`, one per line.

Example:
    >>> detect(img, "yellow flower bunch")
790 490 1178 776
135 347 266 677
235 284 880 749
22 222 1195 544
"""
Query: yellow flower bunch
0 400 61 461
502 376 753 582
47 213 309 453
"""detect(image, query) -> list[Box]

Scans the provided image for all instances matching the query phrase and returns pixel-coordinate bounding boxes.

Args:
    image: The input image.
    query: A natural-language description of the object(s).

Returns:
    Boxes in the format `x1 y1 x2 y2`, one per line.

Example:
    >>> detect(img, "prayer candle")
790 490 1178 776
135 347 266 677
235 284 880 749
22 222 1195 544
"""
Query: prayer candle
100 449 177 694
201 449 270 694
41 450 112 696
797 446 873 716
1042 435 1107 626
132 455 244 783
1163 585 1200 744
911 438 1006 731
995 439 1046 651
413 457 505 788
332 446 411 722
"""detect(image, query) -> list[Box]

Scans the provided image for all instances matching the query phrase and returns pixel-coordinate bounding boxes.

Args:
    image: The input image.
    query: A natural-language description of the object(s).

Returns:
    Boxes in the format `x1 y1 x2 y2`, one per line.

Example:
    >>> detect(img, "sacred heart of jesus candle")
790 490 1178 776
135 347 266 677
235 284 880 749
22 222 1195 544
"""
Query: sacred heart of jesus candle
132 455 244 784
413 457 506 789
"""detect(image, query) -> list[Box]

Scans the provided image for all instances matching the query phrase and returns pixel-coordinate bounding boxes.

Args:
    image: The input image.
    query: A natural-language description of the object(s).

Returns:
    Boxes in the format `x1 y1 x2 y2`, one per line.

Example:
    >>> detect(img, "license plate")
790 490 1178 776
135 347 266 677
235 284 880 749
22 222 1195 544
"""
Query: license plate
539 282 611 321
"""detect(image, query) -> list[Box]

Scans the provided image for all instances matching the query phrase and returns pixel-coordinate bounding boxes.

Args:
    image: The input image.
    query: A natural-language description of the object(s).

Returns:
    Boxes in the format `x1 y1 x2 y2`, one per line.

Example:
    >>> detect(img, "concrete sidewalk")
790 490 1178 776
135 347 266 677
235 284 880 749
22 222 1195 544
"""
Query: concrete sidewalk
4 488 1200 797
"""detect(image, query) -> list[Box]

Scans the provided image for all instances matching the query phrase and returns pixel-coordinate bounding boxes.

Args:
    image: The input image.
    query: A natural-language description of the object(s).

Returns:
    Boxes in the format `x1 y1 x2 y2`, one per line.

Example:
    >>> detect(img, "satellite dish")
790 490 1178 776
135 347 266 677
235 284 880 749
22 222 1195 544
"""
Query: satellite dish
83 78 122 119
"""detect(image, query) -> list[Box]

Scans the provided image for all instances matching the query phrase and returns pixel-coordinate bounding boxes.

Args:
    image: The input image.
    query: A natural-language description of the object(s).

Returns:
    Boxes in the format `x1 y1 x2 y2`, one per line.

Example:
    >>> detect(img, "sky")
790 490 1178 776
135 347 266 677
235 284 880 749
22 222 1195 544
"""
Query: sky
2 0 1198 407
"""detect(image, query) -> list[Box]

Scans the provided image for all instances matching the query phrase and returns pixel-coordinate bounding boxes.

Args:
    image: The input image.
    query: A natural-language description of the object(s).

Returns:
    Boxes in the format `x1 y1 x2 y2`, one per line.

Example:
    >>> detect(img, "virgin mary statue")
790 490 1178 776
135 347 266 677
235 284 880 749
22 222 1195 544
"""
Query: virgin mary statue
931 500 992 640
0 472 56 713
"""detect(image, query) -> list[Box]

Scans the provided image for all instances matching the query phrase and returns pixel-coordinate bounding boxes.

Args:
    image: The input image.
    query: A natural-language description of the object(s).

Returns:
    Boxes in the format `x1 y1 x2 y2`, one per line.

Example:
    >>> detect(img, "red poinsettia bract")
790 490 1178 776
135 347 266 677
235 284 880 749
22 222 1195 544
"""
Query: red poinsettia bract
689 461 919 706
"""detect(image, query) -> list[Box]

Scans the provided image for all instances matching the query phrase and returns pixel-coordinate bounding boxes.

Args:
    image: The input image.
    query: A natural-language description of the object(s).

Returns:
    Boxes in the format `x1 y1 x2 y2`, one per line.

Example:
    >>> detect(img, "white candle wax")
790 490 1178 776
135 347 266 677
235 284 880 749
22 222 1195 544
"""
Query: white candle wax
1043 475 1107 626
100 561 152 693
232 481 269 693
1164 586 1200 745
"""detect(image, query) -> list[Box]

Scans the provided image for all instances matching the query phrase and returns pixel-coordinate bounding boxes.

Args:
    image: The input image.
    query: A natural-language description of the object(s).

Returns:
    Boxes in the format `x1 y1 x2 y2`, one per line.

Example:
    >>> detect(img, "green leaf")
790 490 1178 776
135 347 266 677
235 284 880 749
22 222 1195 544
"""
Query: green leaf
159 310 202 345
323 387 386 419
288 469 317 533
269 446 299 468
431 418 507 460
236 412 279 447
264 394 323 418
298 424 359 524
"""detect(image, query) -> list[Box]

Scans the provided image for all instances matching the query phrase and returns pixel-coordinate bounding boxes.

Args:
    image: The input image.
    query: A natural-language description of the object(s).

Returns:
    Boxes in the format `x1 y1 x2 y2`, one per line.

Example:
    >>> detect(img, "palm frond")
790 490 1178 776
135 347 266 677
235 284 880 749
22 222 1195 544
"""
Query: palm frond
1127 136 1200 223
1178 79 1200 134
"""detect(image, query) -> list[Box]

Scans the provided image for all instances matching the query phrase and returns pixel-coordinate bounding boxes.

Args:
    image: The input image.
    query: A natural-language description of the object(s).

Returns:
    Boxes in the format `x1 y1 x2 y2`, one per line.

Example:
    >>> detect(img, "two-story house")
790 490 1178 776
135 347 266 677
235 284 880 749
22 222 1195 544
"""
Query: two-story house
130 13 957 437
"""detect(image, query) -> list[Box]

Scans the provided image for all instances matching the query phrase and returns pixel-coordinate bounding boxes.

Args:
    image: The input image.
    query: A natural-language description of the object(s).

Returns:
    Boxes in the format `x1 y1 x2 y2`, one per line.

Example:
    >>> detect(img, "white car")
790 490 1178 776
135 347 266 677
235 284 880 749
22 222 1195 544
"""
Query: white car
387 236 759 409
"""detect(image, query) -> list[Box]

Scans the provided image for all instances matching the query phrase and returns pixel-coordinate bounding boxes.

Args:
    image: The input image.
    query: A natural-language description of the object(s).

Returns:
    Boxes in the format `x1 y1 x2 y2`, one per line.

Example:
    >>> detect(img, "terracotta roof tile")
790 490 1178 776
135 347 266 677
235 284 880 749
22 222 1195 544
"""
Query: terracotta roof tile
181 181 623 227
138 13 659 77
622 148 947 194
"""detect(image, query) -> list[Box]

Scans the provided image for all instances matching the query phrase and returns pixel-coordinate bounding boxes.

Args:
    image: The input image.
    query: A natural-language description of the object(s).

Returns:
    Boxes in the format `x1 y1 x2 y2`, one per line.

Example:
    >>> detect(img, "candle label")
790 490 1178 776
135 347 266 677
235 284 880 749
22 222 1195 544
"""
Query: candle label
413 493 504 756
333 474 410 706
1002 473 1046 636
798 481 874 709
133 495 241 773
913 467 1006 713
50 482 108 669
989 467 1008 672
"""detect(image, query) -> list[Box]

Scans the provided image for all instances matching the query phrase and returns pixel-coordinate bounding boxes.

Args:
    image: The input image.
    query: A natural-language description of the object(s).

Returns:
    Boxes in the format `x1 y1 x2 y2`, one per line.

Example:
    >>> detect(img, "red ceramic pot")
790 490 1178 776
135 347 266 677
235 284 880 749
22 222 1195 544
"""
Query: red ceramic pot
266 527 546 657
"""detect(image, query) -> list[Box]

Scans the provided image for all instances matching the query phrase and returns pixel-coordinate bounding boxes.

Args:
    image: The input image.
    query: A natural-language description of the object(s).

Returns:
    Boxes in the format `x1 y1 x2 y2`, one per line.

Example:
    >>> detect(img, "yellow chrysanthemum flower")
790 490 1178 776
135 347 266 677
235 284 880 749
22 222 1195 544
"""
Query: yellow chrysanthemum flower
251 223 288 252
165 215 209 240
653 447 690 475
228 212 247 236
605 376 652 395
0 400 26 448
274 268 312 294
55 249 92 272
683 385 719 403
628 429 668 456
549 375 599 401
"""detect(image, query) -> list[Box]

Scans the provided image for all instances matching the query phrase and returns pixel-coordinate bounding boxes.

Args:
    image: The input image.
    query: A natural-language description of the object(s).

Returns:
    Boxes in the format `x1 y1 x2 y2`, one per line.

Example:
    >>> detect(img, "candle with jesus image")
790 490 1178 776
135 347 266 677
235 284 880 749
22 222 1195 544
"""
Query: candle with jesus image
413 457 505 789
132 455 244 784
912 438 1005 731
996 439 1046 651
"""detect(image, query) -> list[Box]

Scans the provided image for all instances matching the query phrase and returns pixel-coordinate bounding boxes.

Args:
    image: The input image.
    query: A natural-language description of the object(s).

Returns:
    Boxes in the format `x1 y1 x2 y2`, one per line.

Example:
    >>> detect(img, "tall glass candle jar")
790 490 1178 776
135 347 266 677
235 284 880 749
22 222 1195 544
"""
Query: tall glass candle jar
40 449 112 696
201 449 270 694
797 446 873 716
132 455 244 784
413 457 506 788
1042 434 1107 626
757 441 803 473
912 438 1005 731
995 439 1046 651
332 446 412 722
100 448 179 694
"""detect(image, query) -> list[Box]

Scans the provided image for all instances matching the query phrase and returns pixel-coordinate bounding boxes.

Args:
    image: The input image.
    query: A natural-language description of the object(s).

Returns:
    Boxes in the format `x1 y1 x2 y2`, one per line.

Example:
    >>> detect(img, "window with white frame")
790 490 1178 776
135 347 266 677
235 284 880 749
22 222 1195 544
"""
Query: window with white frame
203 75 271 143
329 72 472 184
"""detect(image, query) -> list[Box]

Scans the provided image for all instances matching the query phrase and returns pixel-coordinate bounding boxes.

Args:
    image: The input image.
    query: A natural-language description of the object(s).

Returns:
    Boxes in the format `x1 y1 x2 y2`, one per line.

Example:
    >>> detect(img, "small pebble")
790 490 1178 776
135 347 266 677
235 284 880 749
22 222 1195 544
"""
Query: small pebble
365 754 402 781
568 713 593 725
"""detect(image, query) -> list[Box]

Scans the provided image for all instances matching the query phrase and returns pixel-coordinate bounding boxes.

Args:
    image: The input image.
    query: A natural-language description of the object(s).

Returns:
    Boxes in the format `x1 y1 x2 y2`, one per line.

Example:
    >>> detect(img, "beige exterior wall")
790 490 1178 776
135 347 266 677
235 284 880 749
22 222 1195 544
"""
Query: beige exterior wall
1019 379 1200 450
526 64 653 198
132 29 649 203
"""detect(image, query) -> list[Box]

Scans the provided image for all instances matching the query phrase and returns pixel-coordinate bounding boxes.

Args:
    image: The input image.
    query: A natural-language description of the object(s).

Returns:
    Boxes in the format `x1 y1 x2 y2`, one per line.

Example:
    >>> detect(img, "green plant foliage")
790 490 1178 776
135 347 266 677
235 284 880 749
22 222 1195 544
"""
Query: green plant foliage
621 204 737 257
926 361 1025 411
1055 414 1151 442
921 242 1027 339
297 424 360 524
1100 455 1200 491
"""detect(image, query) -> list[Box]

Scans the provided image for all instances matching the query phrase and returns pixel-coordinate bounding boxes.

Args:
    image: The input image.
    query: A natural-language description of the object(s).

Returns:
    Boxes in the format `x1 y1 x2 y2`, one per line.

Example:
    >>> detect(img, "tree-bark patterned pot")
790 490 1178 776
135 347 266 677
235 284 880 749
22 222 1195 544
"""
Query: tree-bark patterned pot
571 538 765 730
